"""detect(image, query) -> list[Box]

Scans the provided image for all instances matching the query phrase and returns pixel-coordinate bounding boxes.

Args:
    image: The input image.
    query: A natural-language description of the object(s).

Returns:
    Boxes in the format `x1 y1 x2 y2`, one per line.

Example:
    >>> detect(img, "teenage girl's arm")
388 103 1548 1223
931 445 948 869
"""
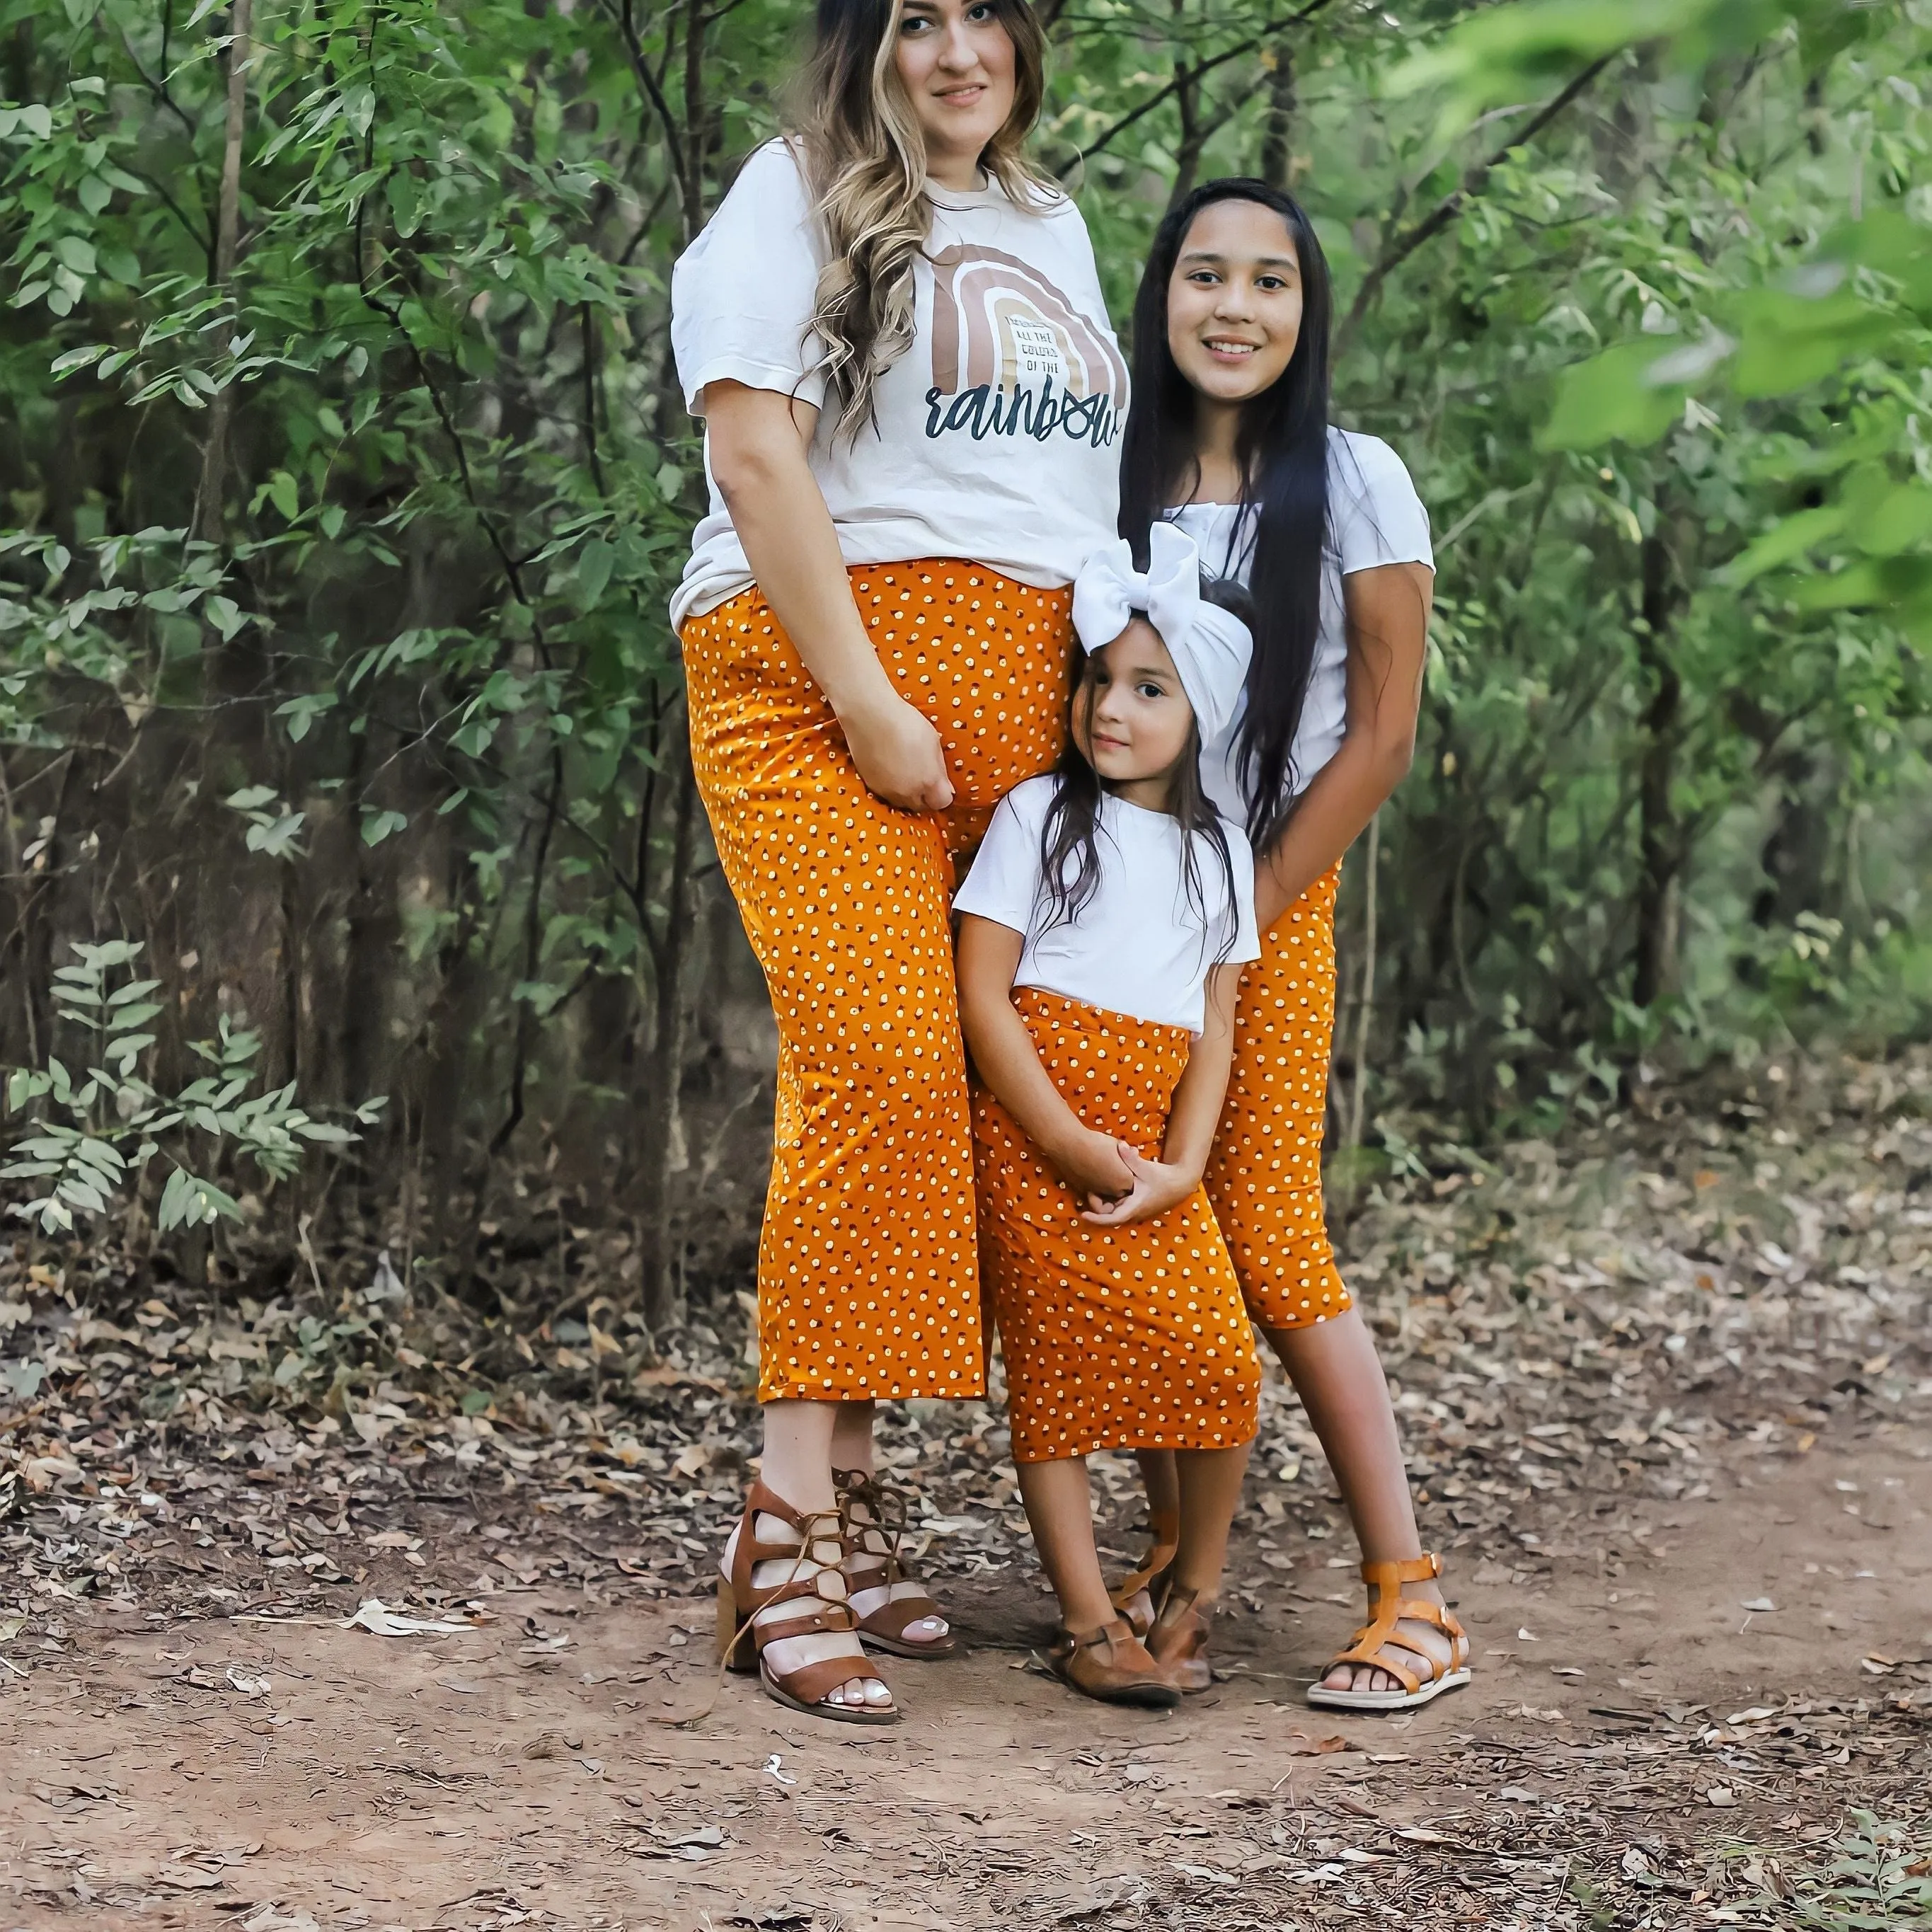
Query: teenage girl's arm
702 379 953 812
1081 960 1241 1227
956 914 1135 1204
1251 561 1433 933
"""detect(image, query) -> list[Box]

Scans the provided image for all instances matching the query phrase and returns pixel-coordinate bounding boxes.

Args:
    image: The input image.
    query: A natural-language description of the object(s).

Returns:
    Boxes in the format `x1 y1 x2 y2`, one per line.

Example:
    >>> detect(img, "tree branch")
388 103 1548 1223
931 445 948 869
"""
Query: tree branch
1338 55 1615 356
1052 0 1337 183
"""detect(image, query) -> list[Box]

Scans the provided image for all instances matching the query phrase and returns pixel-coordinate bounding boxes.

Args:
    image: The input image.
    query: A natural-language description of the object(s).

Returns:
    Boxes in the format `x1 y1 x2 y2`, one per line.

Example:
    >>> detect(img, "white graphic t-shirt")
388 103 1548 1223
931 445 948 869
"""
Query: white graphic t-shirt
1167 429 1432 822
670 140 1127 629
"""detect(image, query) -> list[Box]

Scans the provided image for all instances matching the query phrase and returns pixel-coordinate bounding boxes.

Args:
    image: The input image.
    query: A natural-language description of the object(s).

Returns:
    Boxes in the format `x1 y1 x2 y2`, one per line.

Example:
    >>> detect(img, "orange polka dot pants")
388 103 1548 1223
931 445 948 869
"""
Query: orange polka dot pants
1204 862 1355 1331
682 561 1073 1403
973 990 1262 1463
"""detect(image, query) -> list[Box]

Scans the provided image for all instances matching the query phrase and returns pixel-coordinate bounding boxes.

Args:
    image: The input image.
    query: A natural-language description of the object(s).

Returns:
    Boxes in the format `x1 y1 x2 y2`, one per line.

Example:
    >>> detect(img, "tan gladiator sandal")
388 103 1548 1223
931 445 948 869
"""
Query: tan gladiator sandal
716 1478 898 1727
1304 1553 1471 1713
1046 1616 1180 1710
1110 1506 1180 1640
833 1468 957 1659
1145 1582 1214 1695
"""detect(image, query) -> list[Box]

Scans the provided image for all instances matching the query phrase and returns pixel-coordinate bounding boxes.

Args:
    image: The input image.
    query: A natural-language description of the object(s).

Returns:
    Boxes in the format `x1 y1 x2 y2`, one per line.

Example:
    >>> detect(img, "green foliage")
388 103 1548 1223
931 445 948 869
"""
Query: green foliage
0 0 1927 1231
1 940 379 1234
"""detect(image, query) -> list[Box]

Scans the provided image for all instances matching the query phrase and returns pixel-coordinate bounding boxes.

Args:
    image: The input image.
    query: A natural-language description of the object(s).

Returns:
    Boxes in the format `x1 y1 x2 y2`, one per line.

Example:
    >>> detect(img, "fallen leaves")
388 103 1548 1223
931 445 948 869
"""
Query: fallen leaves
340 1599 472 1637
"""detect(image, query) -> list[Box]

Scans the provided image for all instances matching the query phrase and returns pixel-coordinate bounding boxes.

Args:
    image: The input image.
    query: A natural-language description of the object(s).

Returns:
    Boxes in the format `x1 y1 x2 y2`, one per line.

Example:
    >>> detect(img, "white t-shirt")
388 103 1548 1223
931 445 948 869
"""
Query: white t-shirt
953 775 1260 1035
1168 428 1432 824
669 140 1128 630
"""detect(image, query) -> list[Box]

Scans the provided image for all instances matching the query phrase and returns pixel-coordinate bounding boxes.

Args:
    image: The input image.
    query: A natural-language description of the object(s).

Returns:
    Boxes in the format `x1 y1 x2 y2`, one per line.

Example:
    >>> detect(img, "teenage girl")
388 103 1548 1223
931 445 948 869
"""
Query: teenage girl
955 525 1261 1706
1117 179 1471 1711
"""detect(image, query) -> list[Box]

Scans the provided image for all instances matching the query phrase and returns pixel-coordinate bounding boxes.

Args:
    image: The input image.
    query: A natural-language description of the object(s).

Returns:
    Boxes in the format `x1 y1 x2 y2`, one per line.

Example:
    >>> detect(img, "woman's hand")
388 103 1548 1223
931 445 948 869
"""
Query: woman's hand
834 685 955 813
1050 1126 1136 1207
1079 1144 1198 1226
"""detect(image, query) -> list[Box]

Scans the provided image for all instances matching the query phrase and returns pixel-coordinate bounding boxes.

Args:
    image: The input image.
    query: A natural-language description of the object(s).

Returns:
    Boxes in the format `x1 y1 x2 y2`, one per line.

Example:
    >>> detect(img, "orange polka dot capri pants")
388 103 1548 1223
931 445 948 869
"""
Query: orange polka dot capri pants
1204 862 1356 1330
682 562 1073 1403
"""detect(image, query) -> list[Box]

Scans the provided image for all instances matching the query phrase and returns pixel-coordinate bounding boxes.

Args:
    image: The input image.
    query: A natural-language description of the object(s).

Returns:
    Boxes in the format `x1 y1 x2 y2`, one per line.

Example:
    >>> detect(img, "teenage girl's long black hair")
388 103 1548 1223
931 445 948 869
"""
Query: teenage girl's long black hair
1037 578 1254 967
1118 178 1334 849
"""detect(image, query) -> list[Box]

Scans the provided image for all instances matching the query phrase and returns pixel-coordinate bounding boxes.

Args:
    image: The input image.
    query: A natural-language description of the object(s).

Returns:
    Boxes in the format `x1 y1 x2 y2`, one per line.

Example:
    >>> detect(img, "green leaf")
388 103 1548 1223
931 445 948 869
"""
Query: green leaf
361 808 408 847
1856 485 1932 558
266 471 300 523
1725 505 1847 588
1539 339 1686 452
205 594 246 641
274 693 336 744
576 537 614 606
386 170 422 238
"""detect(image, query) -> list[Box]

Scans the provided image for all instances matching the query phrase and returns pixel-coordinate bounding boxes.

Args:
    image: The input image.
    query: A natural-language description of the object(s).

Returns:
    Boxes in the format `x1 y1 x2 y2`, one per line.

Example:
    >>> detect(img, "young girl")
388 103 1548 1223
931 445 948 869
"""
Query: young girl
955 524 1261 1706
1117 180 1471 1712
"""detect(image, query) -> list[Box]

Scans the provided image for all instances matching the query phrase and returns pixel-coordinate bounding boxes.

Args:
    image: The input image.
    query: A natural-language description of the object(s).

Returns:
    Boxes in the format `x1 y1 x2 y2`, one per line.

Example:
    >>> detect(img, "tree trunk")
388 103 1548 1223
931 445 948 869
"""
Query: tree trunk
636 738 699 1335
194 0 252 546
1259 45 1296 188
1633 512 1683 1009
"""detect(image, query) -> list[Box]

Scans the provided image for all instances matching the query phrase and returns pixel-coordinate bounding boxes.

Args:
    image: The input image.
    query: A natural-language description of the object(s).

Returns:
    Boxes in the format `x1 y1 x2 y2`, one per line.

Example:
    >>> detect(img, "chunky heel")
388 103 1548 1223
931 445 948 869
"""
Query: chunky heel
716 1579 757 1672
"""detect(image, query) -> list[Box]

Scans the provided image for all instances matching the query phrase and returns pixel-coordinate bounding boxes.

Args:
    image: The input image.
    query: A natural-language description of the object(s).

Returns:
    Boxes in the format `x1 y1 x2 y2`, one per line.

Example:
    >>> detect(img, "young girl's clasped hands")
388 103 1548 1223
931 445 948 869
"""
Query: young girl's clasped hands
955 525 1260 1707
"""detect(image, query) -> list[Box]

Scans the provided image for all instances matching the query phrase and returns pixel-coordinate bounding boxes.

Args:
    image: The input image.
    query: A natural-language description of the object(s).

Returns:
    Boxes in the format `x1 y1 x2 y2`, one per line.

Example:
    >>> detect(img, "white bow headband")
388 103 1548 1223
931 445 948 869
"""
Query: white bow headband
1070 522 1254 745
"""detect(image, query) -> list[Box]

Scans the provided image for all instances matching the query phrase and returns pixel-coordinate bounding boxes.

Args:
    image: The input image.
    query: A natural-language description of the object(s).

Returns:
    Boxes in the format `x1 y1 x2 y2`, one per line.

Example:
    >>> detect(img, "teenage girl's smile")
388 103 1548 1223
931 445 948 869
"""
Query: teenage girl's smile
1167 197 1305 407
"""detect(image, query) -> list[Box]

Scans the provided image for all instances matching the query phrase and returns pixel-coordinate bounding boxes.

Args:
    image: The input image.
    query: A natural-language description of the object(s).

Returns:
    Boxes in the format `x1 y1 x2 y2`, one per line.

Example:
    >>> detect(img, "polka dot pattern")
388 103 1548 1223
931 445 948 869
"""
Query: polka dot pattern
1204 861 1355 1331
682 560 1074 1403
973 989 1262 1464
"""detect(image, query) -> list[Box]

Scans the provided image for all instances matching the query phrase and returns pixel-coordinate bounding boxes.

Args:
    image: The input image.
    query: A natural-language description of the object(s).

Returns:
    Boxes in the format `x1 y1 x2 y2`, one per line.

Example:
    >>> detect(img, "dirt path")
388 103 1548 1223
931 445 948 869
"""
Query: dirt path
4 1057 1931 1927
2 1414 1926 1931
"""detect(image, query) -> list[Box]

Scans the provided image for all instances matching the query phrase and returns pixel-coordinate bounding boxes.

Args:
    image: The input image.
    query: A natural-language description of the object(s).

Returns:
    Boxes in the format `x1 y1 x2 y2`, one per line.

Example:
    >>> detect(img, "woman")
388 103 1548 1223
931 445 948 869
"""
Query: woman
1117 180 1470 1710
671 0 1127 1724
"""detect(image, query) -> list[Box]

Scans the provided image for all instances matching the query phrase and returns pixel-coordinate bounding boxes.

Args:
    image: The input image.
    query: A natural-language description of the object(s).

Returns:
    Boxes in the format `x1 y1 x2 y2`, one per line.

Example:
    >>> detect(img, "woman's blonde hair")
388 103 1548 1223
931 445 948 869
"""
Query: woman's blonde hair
791 0 1054 438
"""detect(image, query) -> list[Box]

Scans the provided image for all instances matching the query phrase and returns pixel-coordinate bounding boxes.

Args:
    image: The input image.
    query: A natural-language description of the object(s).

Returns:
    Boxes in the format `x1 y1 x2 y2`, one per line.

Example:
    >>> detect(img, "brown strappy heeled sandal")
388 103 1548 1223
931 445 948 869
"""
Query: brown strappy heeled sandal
1304 1553 1471 1713
716 1478 898 1727
1110 1506 1179 1640
1145 1582 1214 1694
1046 1616 1180 1710
833 1468 956 1660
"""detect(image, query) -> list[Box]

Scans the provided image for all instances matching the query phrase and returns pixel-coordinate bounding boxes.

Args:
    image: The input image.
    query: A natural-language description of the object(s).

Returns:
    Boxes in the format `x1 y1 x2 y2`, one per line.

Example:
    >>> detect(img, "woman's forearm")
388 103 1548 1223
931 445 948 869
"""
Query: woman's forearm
1253 560 1431 932
703 379 951 810
703 381 896 715
1253 733 1407 931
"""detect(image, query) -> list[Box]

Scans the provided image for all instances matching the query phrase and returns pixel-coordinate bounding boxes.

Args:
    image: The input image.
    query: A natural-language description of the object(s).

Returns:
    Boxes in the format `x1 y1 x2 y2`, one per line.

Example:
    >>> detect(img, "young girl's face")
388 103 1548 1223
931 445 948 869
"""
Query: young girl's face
1166 198 1304 407
1075 617 1196 801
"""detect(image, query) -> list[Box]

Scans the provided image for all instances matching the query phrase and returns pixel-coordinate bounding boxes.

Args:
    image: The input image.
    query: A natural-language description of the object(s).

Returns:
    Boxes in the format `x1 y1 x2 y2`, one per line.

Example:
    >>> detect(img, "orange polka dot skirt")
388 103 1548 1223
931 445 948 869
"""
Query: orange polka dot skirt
1204 861 1354 1331
682 560 1074 1403
973 990 1262 1463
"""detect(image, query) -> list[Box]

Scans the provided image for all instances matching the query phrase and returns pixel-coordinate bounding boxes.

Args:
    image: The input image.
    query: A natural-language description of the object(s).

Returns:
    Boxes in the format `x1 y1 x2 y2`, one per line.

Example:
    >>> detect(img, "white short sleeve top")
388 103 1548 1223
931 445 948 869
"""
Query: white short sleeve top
953 775 1260 1035
669 141 1129 630
1167 428 1433 822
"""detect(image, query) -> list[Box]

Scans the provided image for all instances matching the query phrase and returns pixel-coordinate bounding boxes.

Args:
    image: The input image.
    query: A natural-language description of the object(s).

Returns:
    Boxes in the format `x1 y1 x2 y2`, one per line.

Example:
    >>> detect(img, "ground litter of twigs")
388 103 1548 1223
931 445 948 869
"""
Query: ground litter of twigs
2 1054 1930 1928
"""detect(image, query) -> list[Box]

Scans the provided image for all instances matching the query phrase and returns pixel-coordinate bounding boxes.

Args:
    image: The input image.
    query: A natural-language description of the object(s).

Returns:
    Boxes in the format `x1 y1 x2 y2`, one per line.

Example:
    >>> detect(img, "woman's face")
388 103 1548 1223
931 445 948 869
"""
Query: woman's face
1165 198 1305 406
895 0 1017 180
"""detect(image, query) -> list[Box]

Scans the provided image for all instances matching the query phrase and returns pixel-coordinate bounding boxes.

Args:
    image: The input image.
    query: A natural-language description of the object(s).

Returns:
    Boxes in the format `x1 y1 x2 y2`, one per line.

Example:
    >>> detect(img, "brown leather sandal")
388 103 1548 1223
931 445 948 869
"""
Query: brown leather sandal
833 1467 956 1659
1145 1583 1214 1694
716 1478 898 1726
1110 1506 1179 1640
1046 1616 1181 1710
1305 1553 1471 1713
